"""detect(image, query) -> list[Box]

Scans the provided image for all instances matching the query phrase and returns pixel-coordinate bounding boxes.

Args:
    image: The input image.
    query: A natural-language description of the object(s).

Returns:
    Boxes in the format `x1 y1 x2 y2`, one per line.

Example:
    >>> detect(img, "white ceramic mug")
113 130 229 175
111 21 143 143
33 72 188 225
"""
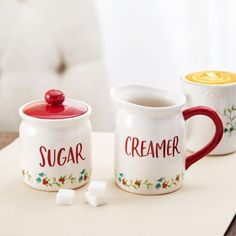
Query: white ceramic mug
110 84 223 195
181 71 236 155
19 89 92 191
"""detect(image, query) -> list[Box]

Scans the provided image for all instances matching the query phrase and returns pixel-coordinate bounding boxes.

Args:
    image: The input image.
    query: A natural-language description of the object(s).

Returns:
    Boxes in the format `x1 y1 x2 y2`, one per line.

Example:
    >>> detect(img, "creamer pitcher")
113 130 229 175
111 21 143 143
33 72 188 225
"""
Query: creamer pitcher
110 84 223 195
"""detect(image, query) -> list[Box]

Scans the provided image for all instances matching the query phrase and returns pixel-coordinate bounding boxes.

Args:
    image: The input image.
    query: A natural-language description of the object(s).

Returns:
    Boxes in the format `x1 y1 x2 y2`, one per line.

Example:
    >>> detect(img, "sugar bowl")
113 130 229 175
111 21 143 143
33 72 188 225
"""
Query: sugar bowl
19 89 92 191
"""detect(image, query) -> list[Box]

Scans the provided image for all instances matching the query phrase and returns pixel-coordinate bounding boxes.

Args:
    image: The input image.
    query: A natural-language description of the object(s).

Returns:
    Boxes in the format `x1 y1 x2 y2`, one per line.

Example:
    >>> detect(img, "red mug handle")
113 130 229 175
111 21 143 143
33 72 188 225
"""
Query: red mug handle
183 106 224 170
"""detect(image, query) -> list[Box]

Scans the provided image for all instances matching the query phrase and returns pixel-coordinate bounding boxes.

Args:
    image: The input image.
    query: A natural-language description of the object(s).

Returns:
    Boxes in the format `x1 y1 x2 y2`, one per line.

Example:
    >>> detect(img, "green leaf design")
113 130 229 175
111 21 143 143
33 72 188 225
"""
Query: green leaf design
132 185 137 190
78 175 83 183
157 177 164 182
119 173 124 177
232 116 236 121
38 172 45 177
155 183 161 189
146 183 153 190
80 169 86 175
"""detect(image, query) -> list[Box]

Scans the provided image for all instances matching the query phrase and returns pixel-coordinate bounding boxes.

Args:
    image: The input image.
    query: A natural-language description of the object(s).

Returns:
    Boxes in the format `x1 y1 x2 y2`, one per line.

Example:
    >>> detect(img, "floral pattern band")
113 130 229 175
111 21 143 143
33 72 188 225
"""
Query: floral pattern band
116 172 184 191
22 169 91 188
218 105 236 136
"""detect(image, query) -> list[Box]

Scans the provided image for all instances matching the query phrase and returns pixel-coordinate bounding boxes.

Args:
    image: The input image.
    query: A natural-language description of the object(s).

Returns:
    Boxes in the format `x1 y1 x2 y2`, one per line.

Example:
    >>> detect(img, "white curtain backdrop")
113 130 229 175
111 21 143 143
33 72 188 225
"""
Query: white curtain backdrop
1 0 236 132
96 0 236 90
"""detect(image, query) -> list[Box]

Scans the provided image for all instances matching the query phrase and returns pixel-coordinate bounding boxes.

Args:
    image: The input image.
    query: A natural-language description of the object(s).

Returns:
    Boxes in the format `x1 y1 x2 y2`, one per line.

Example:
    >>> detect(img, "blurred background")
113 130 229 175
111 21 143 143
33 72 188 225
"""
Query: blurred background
0 0 235 136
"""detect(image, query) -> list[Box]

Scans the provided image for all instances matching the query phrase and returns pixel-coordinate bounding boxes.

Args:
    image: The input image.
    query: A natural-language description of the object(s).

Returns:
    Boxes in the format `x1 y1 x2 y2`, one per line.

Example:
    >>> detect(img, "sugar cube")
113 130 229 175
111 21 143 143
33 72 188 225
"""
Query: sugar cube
85 191 107 207
56 189 75 205
88 181 107 197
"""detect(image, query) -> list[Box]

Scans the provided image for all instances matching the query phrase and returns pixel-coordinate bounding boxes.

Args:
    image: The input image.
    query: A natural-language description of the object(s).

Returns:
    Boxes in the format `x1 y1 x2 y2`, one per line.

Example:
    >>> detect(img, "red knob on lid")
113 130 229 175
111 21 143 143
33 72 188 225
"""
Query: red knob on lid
45 89 65 106
22 89 88 119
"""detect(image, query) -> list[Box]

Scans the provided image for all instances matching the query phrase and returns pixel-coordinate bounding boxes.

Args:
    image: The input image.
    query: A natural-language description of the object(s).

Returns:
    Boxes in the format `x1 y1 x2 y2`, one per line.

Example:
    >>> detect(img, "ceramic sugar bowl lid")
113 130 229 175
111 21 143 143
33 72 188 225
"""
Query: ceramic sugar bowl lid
20 89 89 119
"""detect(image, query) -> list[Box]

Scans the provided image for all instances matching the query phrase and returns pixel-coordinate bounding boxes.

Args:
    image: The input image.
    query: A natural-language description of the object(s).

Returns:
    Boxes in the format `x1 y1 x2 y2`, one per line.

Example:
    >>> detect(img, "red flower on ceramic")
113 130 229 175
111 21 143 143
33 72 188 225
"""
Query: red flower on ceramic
84 174 88 181
135 180 141 188
59 177 65 184
122 179 127 186
162 181 168 189
42 178 48 186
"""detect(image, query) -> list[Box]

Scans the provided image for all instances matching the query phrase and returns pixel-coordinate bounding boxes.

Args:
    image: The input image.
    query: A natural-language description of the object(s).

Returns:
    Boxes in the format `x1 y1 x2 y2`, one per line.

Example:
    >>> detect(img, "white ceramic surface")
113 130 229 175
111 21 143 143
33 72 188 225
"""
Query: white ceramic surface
181 77 236 155
19 100 92 191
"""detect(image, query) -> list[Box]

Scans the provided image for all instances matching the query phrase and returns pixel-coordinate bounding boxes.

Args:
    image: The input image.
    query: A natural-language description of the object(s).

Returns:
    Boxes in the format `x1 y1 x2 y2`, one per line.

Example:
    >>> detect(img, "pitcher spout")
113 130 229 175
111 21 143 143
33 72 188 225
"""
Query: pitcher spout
110 83 148 115
110 83 186 115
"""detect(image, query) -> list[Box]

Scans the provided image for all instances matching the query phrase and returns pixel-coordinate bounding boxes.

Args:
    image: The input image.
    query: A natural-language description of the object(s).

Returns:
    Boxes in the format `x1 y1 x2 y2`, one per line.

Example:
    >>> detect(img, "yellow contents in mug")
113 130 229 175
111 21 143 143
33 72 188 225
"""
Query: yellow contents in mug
186 71 236 85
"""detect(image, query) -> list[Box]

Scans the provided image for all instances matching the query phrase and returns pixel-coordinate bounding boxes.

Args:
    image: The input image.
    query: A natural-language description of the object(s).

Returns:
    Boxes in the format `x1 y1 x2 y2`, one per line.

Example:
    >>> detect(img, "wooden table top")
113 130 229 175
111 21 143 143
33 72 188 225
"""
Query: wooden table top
0 132 18 149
